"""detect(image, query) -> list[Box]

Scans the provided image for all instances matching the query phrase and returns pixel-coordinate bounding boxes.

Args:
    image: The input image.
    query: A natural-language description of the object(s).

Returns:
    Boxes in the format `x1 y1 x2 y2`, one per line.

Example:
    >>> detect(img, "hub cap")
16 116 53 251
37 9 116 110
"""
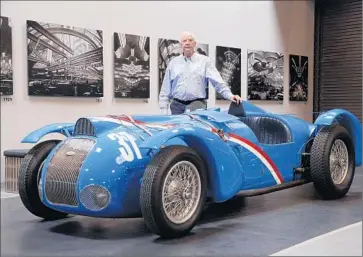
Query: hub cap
162 161 201 224
329 139 349 185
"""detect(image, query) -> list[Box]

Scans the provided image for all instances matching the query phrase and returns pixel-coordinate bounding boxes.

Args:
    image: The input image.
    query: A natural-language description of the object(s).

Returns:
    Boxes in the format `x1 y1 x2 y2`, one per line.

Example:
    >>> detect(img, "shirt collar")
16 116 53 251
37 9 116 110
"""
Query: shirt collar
183 52 197 62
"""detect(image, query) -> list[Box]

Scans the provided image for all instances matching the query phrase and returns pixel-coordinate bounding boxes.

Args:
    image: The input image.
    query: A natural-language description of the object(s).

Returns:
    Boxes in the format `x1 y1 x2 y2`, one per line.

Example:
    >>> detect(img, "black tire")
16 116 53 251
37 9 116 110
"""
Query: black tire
18 140 69 220
140 145 207 238
310 125 355 200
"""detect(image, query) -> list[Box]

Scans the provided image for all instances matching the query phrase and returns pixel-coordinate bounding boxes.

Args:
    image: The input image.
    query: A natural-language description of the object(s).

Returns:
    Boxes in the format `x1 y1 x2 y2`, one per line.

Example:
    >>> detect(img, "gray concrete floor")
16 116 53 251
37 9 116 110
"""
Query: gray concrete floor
1 168 362 257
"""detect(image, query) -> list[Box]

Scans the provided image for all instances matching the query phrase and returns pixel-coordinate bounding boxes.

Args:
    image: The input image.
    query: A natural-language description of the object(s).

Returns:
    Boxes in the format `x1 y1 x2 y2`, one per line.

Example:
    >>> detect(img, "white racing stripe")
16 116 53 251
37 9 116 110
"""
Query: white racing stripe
93 116 173 130
227 135 283 184
204 123 284 185
89 116 132 126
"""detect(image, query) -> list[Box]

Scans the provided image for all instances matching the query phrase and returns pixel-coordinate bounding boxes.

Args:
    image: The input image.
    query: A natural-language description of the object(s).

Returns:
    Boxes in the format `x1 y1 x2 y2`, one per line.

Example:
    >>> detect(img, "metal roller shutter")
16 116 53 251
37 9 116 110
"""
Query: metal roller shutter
314 0 362 122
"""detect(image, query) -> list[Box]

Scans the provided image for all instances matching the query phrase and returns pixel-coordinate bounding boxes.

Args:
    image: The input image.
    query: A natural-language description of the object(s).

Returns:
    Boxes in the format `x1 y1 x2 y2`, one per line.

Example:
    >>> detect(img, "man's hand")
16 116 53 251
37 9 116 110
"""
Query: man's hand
231 95 242 104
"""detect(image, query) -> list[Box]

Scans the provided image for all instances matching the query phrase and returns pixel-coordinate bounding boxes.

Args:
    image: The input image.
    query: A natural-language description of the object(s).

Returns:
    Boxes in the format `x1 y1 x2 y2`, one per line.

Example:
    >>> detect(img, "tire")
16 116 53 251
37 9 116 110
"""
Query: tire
310 125 355 200
140 145 207 238
18 140 69 220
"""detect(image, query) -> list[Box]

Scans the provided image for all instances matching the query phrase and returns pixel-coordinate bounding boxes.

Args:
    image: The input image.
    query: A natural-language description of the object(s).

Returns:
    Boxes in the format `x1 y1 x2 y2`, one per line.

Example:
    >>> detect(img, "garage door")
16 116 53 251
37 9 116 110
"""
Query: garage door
314 0 362 122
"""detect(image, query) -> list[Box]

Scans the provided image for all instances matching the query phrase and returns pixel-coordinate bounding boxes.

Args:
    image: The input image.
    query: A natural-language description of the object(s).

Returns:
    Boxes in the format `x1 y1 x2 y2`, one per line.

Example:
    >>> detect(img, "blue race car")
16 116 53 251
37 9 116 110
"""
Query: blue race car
18 101 362 238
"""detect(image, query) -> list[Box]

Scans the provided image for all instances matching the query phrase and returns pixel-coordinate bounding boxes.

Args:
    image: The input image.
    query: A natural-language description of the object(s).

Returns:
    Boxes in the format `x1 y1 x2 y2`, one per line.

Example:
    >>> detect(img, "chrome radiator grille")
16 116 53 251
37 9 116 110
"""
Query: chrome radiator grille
44 138 96 206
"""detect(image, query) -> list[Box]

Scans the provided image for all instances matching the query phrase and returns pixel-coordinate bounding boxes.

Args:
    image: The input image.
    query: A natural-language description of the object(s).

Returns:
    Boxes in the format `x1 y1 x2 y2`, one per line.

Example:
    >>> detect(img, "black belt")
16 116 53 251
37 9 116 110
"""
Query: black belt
173 98 205 105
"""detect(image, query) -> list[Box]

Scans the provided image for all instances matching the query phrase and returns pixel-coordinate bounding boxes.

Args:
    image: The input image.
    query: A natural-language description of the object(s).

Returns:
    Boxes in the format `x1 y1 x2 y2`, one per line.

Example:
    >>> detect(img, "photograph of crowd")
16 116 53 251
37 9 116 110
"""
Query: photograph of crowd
114 33 150 98
247 50 284 101
0 16 13 96
27 20 103 97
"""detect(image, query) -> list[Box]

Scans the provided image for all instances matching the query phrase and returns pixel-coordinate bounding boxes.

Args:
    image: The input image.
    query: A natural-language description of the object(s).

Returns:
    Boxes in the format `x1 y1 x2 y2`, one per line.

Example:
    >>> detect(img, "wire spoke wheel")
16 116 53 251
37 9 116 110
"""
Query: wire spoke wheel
310 125 355 200
329 139 349 185
140 145 207 238
162 161 201 224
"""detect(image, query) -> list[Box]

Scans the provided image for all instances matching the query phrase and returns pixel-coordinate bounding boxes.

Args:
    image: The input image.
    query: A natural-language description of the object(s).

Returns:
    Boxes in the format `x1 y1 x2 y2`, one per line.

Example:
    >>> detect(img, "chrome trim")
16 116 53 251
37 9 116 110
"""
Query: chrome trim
44 138 96 207
80 184 111 211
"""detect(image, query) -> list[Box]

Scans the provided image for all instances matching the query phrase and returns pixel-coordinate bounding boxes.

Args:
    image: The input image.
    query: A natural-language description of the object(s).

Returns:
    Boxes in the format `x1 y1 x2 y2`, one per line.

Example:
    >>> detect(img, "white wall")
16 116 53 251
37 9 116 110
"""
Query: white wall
0 1 315 180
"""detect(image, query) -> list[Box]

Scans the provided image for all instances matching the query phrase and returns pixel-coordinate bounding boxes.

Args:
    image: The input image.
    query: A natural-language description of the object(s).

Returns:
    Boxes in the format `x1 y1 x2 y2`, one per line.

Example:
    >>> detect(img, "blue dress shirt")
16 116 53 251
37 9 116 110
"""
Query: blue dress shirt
159 53 234 110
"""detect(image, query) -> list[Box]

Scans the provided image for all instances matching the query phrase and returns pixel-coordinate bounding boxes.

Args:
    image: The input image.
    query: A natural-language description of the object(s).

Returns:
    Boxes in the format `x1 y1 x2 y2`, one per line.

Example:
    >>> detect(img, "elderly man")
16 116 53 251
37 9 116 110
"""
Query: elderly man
159 31 242 115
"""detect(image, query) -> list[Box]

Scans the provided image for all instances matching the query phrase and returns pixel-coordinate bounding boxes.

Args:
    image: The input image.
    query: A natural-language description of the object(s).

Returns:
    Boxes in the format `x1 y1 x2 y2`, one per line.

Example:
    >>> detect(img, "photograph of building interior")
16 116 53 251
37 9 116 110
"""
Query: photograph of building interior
26 20 103 97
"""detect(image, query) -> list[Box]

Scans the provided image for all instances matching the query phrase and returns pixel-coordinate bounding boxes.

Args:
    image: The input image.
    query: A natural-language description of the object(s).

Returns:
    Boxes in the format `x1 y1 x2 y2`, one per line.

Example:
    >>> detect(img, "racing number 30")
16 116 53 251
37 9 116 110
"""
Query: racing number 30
107 131 142 162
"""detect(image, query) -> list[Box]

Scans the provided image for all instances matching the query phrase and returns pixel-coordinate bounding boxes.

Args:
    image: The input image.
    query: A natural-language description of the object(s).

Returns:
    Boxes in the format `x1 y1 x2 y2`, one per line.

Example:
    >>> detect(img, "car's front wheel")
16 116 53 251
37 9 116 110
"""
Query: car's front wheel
140 145 207 238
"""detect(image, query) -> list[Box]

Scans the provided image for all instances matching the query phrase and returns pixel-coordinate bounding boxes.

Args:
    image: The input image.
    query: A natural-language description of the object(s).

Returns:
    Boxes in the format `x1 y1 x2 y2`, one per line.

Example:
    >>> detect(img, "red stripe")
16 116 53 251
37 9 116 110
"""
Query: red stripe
107 115 131 122
106 115 175 128
228 133 284 183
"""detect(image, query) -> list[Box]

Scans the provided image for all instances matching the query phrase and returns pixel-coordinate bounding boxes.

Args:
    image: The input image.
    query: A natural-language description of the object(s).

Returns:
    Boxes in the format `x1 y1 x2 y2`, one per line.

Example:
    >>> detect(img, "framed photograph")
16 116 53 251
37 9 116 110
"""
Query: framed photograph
0 16 13 96
114 33 150 98
157 38 209 97
27 20 103 97
215 46 241 100
247 50 284 101
289 54 308 101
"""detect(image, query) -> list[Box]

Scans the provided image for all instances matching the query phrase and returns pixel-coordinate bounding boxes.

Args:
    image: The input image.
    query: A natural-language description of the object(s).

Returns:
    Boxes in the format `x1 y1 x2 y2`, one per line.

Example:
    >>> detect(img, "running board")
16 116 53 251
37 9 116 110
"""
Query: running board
236 179 311 197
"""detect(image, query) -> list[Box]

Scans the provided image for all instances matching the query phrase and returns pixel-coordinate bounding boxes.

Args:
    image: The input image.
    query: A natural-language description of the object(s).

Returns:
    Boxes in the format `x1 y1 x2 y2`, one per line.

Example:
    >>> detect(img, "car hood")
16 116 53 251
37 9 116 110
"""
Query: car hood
76 109 240 139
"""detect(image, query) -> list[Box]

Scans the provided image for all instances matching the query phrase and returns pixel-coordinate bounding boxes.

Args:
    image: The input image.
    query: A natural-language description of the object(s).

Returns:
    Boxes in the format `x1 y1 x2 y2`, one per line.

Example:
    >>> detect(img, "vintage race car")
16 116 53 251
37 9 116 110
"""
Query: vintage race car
18 101 362 238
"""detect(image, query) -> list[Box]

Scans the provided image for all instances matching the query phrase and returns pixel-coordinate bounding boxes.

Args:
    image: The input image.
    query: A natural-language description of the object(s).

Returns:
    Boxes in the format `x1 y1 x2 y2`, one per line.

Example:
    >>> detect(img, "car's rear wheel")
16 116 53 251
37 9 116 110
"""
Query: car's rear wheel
310 125 355 200
140 145 207 238
18 140 69 220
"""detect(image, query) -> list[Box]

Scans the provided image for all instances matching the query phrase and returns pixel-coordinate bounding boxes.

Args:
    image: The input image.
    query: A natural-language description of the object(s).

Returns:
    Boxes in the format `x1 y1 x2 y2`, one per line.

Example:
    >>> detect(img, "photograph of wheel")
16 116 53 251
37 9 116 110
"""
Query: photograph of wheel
140 145 207 238
310 125 356 200
18 140 69 220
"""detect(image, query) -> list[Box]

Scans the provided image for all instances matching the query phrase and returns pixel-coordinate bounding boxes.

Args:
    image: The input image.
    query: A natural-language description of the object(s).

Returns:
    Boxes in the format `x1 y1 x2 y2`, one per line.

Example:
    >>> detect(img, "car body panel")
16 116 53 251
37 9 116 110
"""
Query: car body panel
21 123 75 143
24 101 362 218
313 109 362 166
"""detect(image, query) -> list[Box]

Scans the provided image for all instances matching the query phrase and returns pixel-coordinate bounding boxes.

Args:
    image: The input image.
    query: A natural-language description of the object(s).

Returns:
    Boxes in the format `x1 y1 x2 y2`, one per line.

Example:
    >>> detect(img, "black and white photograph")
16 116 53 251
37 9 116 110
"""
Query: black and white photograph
247 50 284 101
27 20 103 97
215 46 241 100
157 38 209 96
114 33 150 98
289 54 308 101
0 16 13 96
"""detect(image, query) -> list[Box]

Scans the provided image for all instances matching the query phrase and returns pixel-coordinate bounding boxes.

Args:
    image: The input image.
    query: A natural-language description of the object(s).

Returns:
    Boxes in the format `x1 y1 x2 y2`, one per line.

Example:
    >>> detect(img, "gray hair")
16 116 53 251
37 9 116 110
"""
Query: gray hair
180 31 196 42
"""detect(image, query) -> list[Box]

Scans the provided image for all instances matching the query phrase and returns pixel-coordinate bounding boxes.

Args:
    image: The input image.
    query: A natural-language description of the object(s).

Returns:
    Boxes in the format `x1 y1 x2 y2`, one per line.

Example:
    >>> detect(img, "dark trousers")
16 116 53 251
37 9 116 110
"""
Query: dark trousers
170 99 207 115
170 100 187 115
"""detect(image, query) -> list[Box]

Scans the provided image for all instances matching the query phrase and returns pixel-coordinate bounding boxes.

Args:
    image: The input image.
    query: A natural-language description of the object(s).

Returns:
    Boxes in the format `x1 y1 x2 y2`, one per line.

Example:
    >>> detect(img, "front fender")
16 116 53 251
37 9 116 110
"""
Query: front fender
314 109 362 166
139 125 244 202
21 123 75 143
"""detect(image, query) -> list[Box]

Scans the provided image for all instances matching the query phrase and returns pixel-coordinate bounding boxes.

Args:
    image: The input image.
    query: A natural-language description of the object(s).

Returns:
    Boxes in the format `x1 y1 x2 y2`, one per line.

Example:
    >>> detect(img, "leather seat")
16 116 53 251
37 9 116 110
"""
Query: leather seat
239 116 292 144
227 102 291 144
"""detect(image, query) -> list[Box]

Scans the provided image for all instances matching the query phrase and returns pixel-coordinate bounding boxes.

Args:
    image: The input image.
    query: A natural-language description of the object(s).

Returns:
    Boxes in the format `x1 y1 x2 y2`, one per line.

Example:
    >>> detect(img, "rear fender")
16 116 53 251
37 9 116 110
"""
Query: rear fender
139 126 244 202
314 109 362 166
21 123 75 143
